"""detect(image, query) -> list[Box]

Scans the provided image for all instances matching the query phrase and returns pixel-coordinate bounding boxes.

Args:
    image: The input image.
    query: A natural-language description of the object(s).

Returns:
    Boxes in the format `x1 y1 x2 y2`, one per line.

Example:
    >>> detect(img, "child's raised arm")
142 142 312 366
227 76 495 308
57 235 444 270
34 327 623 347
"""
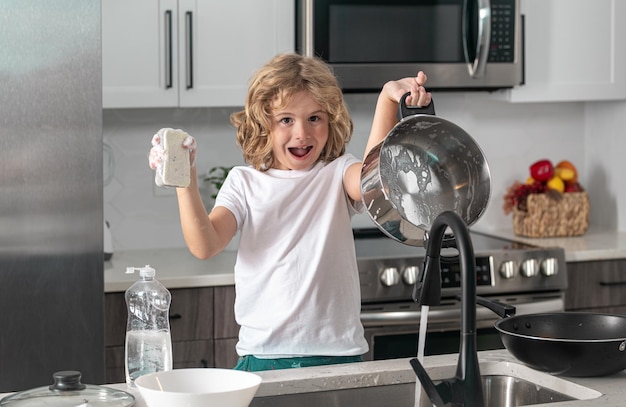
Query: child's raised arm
148 131 237 259
343 72 432 202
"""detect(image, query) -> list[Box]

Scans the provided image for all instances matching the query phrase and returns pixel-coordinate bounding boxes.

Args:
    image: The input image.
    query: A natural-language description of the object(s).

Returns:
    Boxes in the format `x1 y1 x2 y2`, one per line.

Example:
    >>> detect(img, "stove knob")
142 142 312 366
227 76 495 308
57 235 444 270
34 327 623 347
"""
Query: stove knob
380 267 400 287
499 260 517 279
403 266 420 285
541 257 559 276
520 258 540 277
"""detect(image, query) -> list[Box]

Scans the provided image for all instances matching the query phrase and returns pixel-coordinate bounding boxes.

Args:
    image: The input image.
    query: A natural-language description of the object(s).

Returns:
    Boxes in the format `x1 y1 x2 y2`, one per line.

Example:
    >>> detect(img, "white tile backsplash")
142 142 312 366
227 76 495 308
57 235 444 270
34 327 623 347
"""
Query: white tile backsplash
104 92 624 252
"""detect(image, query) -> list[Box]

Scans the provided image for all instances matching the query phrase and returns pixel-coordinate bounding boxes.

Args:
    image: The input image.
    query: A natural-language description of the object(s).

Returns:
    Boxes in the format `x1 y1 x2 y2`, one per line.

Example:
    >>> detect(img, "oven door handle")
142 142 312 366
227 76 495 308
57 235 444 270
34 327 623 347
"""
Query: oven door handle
360 297 564 327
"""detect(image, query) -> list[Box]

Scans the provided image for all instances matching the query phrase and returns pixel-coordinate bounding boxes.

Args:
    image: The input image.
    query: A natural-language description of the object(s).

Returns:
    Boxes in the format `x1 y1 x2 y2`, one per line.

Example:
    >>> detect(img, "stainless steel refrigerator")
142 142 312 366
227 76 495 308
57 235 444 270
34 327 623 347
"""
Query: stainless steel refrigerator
0 0 105 391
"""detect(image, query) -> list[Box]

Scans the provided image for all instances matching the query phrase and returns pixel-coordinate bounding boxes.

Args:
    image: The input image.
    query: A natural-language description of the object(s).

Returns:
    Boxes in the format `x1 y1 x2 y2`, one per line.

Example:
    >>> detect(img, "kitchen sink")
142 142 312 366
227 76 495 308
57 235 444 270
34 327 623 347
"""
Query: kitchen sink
250 360 602 407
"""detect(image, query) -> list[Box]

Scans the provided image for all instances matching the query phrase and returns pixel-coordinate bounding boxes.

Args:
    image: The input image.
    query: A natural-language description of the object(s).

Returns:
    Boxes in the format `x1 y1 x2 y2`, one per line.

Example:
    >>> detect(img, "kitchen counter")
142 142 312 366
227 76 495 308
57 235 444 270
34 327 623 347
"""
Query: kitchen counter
249 350 625 406
474 226 626 262
43 350 624 407
104 248 236 292
105 228 626 292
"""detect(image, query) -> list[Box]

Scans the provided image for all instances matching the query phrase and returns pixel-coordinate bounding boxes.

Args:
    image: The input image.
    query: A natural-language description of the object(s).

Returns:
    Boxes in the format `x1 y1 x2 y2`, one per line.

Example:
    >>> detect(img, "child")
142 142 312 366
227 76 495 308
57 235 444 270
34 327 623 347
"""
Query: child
148 53 431 371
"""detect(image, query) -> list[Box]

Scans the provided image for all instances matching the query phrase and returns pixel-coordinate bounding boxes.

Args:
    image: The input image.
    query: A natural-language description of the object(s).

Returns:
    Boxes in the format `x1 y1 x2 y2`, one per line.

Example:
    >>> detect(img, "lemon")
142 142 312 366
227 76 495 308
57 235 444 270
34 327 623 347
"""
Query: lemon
547 175 565 193
555 167 575 182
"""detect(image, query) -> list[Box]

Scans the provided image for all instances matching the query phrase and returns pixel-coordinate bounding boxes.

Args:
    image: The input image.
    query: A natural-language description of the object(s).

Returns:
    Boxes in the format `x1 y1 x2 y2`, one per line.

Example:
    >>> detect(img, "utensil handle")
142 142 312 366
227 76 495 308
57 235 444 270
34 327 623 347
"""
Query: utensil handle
398 92 435 120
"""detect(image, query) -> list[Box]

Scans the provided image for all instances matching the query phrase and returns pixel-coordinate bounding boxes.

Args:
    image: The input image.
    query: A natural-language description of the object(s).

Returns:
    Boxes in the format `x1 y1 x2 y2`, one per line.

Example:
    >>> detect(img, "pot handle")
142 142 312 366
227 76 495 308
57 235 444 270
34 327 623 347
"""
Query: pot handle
398 92 435 120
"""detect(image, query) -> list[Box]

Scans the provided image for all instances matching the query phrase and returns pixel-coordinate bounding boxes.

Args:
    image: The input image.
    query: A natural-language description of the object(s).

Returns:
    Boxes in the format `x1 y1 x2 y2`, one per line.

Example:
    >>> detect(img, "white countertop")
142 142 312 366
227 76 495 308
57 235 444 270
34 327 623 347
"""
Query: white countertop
79 350 626 407
104 248 236 292
474 226 626 262
1 350 622 406
104 228 626 292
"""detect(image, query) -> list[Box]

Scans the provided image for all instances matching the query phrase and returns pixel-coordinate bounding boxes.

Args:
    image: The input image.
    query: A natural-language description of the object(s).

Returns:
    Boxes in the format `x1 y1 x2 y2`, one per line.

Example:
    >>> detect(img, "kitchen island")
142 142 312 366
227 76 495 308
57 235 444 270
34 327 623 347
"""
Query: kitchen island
45 350 623 407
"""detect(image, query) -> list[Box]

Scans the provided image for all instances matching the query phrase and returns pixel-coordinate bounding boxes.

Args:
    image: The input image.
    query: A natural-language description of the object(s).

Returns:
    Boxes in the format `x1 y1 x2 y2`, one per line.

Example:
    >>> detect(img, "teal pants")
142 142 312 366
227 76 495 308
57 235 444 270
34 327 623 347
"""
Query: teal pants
234 355 363 372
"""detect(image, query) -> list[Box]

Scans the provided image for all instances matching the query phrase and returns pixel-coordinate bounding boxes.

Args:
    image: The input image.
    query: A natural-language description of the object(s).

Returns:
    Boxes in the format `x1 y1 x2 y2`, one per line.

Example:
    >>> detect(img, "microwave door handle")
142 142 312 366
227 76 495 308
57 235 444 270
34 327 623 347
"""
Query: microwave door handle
464 0 491 78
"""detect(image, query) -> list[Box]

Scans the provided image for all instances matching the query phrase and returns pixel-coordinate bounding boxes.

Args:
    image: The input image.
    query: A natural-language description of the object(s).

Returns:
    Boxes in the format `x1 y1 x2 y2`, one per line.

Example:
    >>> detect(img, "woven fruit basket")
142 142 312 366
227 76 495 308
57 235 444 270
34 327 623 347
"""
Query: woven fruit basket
512 191 590 238
504 159 589 238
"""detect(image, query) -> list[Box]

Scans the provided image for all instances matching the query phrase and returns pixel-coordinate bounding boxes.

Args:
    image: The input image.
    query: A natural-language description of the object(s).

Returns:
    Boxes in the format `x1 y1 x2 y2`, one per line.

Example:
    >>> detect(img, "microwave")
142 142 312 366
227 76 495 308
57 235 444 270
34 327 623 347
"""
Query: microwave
296 0 523 92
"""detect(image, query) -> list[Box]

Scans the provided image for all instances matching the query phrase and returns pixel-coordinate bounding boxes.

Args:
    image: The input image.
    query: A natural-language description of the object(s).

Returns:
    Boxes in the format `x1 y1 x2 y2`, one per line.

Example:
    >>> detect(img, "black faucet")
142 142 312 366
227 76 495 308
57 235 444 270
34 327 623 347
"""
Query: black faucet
410 211 484 407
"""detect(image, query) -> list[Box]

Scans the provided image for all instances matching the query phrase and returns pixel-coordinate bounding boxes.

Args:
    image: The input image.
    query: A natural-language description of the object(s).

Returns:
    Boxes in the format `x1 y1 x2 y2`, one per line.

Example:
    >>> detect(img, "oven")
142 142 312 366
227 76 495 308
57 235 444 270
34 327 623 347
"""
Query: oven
355 229 568 361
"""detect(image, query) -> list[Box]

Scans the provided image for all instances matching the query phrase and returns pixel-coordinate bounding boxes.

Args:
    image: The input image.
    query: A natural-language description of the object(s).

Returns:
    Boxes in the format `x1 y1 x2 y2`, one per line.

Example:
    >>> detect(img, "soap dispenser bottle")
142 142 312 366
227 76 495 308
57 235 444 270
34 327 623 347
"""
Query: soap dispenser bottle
124 265 172 387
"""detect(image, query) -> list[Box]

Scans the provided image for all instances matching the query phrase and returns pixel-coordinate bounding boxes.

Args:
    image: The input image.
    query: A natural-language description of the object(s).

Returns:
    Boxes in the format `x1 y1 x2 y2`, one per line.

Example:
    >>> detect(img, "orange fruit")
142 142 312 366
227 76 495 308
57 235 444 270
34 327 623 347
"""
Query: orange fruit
556 160 578 184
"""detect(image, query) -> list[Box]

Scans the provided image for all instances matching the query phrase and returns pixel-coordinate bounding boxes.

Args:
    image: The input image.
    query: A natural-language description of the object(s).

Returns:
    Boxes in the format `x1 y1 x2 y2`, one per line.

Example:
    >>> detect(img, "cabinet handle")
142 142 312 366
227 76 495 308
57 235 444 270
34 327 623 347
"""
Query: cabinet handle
599 281 626 287
169 313 182 320
164 10 173 89
185 11 194 89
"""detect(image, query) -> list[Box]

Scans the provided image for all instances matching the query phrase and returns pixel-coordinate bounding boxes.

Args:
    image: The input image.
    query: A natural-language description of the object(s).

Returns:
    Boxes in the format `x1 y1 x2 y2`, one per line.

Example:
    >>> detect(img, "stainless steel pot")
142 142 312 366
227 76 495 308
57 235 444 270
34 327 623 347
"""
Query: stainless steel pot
360 93 491 246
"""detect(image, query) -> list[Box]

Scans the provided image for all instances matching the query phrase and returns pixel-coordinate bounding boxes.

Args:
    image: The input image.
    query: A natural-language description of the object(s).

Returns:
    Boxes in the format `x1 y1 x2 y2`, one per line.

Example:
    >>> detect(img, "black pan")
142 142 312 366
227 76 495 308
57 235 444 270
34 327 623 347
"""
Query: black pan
494 312 626 377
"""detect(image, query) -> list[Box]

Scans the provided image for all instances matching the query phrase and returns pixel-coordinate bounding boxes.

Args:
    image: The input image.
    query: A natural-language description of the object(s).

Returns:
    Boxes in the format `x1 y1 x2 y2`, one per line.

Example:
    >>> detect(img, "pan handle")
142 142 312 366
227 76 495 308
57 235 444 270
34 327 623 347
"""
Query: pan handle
398 92 435 121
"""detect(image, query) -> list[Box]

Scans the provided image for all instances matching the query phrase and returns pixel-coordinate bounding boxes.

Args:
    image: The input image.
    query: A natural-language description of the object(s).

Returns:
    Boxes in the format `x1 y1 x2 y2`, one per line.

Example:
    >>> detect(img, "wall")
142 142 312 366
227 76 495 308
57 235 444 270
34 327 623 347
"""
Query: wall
104 92 589 251
584 100 626 231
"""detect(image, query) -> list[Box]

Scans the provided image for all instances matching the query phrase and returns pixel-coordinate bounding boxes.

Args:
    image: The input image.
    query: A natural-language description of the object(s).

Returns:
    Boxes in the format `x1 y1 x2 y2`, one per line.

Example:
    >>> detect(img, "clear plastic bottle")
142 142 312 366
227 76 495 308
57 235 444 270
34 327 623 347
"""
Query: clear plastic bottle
124 265 173 387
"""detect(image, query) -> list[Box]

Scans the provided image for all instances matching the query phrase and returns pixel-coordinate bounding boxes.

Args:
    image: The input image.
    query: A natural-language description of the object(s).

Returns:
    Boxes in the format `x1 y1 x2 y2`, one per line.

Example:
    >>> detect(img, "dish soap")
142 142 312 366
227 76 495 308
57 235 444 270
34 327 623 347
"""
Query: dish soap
124 265 173 387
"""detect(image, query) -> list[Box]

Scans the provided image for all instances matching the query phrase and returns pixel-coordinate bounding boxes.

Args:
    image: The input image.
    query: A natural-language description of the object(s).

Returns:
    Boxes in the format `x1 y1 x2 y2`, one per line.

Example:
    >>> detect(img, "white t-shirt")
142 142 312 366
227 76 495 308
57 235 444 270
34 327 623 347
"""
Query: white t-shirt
215 154 369 358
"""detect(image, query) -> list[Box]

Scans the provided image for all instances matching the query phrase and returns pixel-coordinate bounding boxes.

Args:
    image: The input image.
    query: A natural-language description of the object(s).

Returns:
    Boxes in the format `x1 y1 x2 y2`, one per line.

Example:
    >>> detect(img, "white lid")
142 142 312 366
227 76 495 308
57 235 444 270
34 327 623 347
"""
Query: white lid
125 265 156 278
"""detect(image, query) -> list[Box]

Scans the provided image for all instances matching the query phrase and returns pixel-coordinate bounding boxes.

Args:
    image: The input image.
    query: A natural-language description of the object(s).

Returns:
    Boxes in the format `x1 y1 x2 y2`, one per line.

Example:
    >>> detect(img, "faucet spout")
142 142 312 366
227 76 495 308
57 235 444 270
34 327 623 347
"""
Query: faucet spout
413 254 442 306
411 211 484 406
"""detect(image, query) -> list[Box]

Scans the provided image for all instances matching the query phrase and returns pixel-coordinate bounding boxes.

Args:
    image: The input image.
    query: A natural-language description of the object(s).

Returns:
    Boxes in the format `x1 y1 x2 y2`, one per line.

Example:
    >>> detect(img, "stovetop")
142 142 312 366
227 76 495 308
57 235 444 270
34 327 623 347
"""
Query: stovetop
353 228 568 303
353 228 537 260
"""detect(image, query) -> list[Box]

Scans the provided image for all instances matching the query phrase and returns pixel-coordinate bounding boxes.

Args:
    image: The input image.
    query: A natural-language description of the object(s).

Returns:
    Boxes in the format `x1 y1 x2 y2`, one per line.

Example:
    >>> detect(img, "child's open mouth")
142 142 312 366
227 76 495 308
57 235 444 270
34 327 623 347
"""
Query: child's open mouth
289 146 313 158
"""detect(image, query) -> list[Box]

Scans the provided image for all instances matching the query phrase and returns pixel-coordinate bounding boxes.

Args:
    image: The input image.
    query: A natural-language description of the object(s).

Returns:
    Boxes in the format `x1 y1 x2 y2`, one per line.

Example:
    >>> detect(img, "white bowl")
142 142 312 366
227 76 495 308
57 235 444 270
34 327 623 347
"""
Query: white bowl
135 368 262 407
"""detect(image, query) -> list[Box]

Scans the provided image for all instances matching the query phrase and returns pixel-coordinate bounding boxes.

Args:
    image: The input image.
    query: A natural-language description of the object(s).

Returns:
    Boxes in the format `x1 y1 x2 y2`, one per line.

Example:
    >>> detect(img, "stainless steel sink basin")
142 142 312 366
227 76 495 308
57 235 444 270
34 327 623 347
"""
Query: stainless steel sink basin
480 375 574 406
250 360 602 407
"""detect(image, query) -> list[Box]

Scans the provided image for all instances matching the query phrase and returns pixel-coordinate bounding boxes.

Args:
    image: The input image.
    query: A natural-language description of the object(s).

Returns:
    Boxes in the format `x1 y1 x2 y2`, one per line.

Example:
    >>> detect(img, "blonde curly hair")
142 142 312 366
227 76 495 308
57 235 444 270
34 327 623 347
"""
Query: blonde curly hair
230 53 354 171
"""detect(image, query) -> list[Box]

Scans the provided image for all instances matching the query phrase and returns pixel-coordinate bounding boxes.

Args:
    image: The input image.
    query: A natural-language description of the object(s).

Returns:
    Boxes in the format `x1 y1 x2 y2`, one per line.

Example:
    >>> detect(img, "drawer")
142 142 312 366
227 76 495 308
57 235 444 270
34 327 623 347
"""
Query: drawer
170 287 214 341
104 292 126 347
104 287 214 346
105 340 214 384
214 338 239 369
214 285 239 339
565 260 626 311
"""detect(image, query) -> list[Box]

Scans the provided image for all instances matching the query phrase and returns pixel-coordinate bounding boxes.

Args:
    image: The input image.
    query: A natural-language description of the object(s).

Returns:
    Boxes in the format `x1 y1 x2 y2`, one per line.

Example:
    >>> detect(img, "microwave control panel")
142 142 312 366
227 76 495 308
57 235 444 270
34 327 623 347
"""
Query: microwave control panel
489 0 517 63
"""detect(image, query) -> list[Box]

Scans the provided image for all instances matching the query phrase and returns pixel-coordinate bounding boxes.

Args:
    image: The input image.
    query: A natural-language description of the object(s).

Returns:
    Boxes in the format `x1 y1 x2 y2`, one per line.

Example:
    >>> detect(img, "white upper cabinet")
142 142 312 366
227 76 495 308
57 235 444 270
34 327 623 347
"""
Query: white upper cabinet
102 0 295 108
495 0 626 102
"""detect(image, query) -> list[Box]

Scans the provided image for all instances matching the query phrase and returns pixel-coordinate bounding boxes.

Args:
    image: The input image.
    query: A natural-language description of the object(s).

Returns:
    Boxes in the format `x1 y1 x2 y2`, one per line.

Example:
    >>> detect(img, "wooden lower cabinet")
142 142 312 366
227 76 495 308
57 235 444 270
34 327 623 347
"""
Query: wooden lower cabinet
104 287 215 383
215 338 240 368
105 341 213 384
214 286 241 368
565 259 626 314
